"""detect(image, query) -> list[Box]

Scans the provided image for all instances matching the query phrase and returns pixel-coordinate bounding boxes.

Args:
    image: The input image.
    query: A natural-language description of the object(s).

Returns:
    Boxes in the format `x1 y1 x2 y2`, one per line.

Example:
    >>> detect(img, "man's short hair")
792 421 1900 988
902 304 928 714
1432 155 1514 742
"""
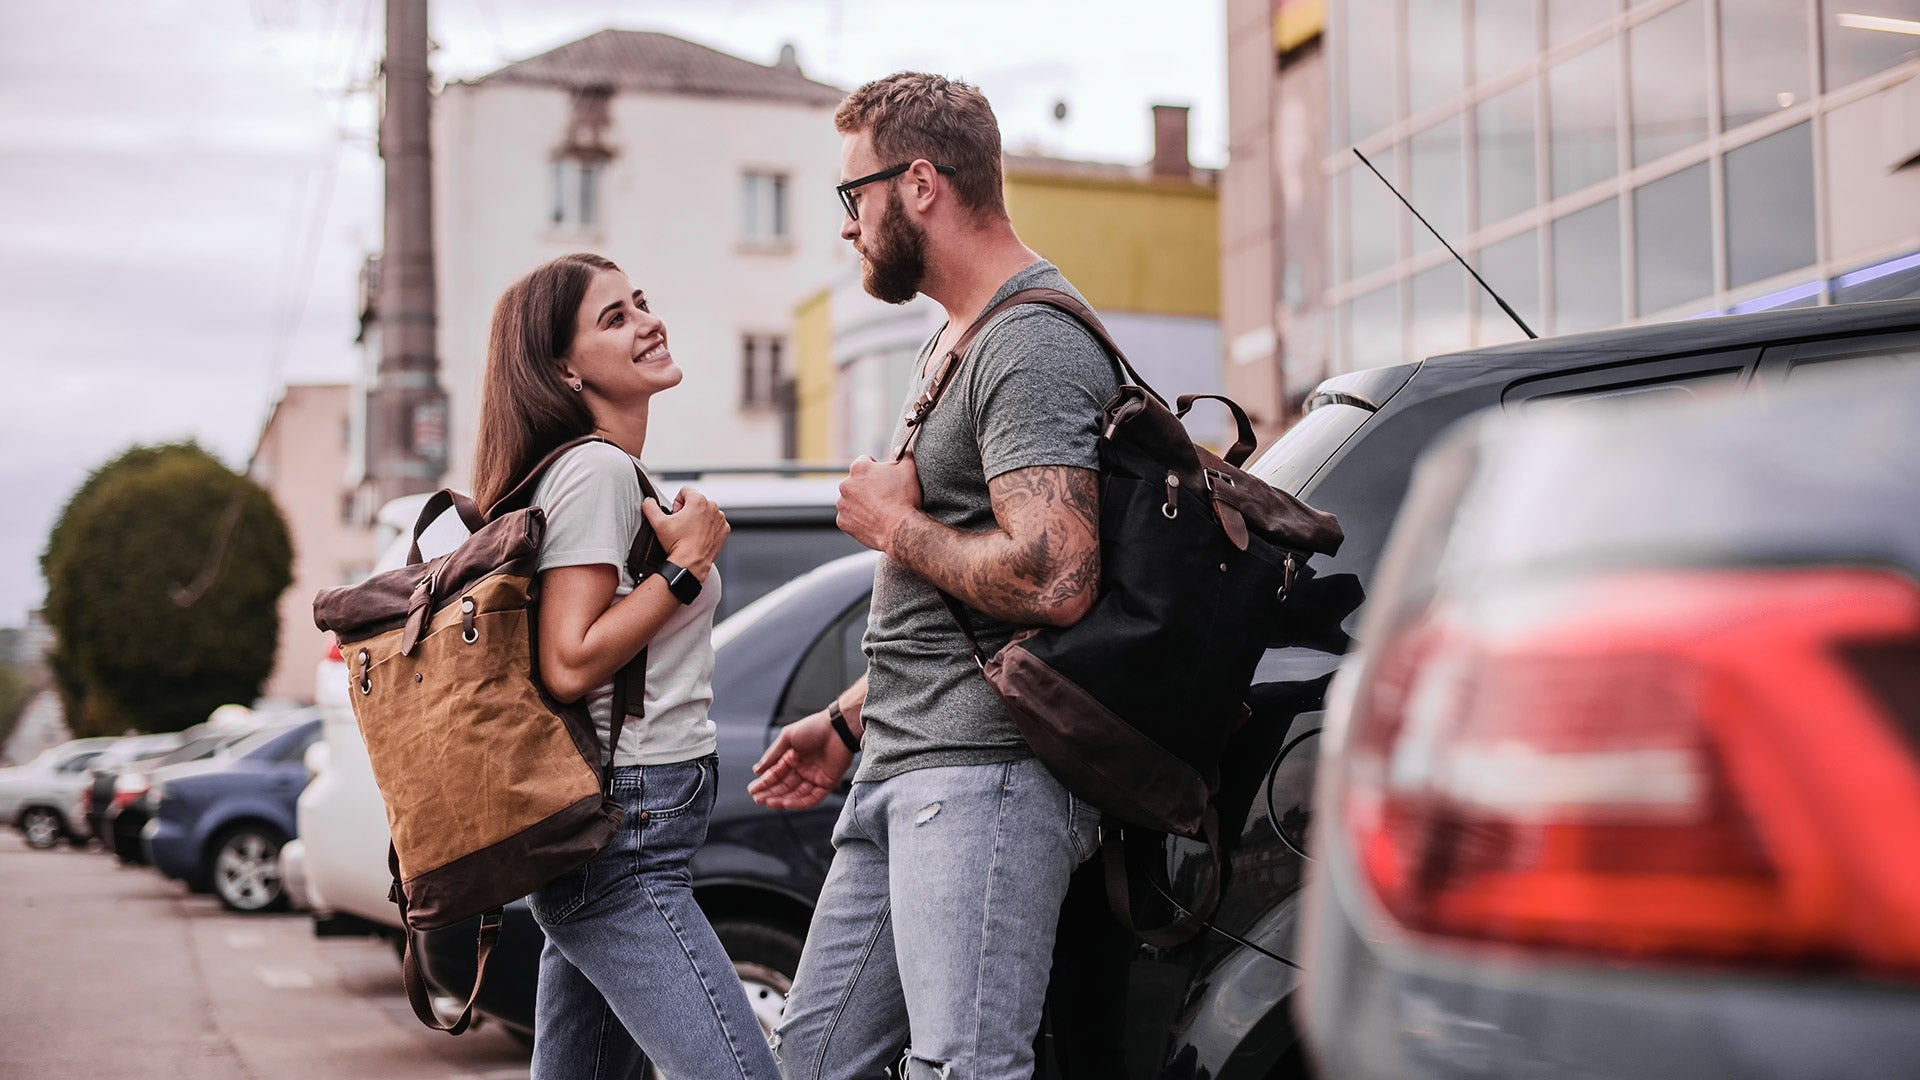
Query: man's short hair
835 72 1007 220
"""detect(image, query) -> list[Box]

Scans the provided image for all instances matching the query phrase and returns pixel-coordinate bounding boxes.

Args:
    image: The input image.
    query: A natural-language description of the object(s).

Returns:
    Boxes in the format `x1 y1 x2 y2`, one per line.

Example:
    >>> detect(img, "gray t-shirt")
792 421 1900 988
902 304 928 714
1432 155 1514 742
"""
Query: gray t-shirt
855 261 1118 783
532 441 721 767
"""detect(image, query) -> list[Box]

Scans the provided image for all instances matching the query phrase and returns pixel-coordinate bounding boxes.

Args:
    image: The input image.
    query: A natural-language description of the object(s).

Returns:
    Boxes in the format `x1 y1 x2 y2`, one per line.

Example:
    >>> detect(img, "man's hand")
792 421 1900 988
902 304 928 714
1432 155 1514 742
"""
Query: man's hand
836 454 922 554
749 712 854 811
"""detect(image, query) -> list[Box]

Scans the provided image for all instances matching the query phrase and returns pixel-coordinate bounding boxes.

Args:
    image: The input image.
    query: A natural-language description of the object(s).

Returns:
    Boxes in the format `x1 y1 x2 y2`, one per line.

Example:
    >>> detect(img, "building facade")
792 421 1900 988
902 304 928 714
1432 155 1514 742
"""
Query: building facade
248 383 366 704
431 31 849 486
794 108 1226 460
1226 0 1920 424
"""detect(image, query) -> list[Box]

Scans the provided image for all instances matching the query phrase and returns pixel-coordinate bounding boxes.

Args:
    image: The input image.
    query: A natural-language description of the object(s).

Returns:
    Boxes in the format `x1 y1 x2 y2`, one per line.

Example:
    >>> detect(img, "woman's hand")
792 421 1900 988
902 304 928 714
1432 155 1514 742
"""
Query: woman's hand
642 488 728 577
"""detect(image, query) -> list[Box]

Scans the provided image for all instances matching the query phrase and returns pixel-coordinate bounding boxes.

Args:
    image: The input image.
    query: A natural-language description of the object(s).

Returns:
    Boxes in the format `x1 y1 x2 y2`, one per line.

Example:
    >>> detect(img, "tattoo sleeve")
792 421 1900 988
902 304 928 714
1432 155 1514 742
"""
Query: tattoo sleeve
889 465 1101 626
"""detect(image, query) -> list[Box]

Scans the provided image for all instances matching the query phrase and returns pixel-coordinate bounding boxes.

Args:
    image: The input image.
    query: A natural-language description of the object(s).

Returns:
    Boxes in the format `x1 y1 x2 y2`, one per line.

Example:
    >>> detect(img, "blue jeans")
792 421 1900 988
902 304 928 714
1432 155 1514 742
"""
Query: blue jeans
771 758 1101 1080
529 755 781 1080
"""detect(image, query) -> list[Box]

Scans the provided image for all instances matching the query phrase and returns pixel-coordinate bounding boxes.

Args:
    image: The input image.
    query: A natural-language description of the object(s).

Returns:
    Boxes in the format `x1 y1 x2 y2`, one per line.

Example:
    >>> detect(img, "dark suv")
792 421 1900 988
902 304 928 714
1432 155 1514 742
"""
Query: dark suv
1147 298 1920 1078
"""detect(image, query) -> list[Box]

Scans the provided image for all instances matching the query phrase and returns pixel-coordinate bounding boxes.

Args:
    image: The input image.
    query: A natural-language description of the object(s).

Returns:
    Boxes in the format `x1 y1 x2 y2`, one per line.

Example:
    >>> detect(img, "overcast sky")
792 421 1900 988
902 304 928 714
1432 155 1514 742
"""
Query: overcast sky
0 0 1227 627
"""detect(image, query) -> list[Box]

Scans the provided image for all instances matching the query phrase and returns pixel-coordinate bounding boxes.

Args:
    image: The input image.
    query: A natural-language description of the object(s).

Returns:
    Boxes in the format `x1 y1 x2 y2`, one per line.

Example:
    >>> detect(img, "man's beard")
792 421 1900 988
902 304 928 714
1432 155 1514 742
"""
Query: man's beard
860 186 928 305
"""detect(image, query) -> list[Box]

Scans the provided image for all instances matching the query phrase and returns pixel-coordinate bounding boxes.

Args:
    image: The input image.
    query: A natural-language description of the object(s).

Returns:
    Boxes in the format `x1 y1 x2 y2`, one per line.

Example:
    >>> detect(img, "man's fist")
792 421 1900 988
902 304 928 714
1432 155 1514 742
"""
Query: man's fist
836 454 922 555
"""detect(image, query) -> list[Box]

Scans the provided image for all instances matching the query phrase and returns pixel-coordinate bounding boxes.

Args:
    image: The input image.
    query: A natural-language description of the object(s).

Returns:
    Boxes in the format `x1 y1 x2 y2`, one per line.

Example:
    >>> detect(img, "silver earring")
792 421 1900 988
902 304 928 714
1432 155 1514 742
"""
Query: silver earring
570 381 583 392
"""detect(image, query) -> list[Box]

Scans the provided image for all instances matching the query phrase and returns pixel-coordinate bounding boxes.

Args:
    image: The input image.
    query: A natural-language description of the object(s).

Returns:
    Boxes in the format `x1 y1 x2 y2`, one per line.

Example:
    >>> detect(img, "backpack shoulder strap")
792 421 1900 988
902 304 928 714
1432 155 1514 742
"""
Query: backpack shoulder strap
893 286 1163 463
490 435 664 785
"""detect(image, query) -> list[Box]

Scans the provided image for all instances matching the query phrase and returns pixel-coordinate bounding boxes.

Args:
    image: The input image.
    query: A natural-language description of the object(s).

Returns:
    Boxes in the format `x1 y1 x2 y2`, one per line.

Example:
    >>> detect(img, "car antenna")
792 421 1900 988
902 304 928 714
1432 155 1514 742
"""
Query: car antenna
1352 147 1537 340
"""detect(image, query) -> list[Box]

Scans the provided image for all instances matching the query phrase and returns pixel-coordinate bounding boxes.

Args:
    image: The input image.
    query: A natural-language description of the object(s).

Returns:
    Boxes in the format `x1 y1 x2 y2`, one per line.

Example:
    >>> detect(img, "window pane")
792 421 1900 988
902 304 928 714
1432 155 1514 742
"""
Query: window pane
1476 228 1542 344
1633 163 1713 315
1552 197 1621 333
1823 0 1920 92
1477 80 1537 228
772 175 788 238
1410 116 1467 255
1351 284 1402 369
1549 39 1618 198
1474 1 1539 83
579 163 599 227
1348 0 1397 141
1410 0 1467 108
1548 0 1617 45
1726 122 1816 288
1412 264 1472 358
1348 148 1402 279
1629 0 1709 165
551 161 568 225
741 174 761 238
1721 0 1812 130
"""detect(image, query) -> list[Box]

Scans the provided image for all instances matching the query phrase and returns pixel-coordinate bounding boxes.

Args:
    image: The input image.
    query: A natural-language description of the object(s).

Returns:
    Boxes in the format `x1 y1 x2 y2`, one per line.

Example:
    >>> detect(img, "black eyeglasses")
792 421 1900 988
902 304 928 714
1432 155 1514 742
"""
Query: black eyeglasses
835 161 957 220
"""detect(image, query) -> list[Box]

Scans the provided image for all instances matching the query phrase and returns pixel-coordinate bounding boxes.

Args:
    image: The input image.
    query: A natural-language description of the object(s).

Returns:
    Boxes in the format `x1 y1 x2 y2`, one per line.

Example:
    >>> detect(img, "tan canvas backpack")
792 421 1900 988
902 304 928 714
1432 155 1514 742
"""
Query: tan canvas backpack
312 436 661 1034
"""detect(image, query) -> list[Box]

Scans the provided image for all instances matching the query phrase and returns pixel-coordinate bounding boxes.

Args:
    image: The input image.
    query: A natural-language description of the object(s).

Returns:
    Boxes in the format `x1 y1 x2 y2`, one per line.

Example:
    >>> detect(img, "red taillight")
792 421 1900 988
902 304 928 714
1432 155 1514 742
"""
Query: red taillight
325 635 344 663
1344 568 1920 975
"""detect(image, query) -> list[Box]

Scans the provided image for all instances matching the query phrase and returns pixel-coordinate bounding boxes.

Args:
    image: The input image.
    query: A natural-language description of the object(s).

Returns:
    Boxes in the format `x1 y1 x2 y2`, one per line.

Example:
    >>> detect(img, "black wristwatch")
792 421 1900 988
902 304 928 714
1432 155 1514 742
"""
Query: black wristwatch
658 559 702 605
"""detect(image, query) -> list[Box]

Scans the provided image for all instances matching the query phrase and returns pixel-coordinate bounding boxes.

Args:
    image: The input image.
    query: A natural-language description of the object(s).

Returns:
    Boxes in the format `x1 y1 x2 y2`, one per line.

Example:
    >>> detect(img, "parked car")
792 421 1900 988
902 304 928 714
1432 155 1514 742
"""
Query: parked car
298 477 862 942
144 715 323 912
103 728 258 865
79 730 192 852
1174 299 1920 1076
0 737 116 848
415 550 878 1041
1298 364 1920 1078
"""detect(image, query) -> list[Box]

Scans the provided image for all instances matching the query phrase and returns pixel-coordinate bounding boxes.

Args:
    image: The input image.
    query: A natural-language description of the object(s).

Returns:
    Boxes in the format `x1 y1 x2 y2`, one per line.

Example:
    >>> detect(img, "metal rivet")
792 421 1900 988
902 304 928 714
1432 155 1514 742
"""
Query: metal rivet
414 673 423 683
1219 563 1228 572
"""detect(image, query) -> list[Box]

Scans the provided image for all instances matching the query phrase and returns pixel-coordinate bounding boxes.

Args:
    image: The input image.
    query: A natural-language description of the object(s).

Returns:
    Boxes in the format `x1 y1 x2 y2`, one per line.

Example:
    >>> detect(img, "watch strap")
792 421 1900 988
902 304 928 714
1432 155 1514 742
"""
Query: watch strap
659 559 701 605
827 699 861 754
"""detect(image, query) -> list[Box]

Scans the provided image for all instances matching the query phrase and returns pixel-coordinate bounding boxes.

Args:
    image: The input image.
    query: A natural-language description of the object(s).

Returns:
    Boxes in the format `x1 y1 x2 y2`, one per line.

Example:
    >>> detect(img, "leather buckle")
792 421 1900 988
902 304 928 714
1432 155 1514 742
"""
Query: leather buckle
478 910 504 939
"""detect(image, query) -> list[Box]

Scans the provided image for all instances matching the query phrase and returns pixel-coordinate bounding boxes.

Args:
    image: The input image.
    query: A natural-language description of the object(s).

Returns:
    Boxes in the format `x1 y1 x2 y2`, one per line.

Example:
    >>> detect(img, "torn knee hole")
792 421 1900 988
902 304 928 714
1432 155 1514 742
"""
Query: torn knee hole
902 1052 954 1079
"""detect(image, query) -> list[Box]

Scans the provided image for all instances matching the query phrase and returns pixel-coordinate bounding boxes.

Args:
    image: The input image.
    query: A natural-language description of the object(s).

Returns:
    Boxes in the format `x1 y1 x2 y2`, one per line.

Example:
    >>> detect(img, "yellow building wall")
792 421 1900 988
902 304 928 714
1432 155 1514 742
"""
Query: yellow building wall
792 287 834 461
1003 174 1219 319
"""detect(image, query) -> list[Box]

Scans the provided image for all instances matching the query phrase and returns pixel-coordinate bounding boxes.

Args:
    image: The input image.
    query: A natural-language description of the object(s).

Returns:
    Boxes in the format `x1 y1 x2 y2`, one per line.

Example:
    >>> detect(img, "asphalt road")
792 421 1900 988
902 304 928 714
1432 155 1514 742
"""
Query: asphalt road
0 829 531 1080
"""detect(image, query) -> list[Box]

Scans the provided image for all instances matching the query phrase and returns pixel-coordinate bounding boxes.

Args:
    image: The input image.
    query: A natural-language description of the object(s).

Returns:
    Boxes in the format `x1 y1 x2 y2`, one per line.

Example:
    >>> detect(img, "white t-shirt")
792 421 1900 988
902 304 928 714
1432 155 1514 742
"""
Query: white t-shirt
531 441 720 767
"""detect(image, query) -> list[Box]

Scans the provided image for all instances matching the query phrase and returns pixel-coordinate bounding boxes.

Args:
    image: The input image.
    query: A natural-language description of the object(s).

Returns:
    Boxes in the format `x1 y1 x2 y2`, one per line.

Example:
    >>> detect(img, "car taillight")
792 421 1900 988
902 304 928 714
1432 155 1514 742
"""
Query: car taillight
111 772 151 810
326 635 343 663
1343 567 1920 976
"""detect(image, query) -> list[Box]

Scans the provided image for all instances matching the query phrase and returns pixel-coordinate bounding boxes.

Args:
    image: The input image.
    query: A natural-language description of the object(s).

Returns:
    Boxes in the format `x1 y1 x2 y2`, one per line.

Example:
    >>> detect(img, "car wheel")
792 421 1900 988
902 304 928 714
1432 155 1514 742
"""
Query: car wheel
20 808 64 850
209 826 288 913
637 919 802 1080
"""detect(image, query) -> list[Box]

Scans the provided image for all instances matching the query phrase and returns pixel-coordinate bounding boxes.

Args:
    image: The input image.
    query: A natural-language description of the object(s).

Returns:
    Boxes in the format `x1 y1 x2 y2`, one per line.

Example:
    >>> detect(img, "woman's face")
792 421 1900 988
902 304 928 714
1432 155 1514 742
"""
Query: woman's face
560 268 680 404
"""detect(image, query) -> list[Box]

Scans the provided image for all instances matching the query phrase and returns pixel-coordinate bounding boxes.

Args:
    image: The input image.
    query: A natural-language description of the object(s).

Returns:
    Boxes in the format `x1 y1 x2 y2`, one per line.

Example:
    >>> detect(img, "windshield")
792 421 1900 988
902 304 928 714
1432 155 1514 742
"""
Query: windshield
222 720 309 760
157 735 226 766
1244 402 1374 495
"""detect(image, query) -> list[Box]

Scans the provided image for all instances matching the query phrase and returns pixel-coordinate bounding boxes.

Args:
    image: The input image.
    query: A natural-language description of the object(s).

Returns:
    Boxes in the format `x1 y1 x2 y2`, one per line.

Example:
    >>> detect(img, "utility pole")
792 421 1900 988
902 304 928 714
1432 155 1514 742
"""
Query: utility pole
365 0 448 507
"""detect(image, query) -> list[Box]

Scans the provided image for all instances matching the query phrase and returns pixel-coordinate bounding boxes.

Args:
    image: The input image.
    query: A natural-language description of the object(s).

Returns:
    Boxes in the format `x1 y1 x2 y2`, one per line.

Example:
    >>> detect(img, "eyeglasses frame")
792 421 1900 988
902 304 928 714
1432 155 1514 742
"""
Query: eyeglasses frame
836 161 958 220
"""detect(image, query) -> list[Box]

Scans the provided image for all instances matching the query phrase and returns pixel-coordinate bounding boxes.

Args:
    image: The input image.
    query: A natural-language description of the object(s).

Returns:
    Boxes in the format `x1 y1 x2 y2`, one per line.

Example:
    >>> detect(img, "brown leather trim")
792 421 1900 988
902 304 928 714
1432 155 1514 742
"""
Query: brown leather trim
400 791 622 930
983 642 1210 838
314 508 545 640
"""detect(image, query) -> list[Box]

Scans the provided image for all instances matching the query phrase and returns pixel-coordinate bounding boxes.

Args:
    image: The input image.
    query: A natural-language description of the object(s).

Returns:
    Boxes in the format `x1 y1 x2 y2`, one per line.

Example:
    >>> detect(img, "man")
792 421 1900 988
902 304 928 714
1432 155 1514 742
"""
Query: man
748 72 1117 1080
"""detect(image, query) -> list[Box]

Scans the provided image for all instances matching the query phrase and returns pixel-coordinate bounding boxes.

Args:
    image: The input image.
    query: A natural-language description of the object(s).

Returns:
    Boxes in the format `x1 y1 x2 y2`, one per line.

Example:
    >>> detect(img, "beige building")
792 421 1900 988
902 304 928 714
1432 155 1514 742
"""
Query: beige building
249 383 367 704
1225 0 1920 439
429 31 850 486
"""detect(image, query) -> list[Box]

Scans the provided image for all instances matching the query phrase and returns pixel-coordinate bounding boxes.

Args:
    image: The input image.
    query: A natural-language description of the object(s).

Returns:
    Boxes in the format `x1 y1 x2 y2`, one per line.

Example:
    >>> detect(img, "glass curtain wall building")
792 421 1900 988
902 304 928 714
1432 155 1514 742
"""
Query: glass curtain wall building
1326 0 1920 372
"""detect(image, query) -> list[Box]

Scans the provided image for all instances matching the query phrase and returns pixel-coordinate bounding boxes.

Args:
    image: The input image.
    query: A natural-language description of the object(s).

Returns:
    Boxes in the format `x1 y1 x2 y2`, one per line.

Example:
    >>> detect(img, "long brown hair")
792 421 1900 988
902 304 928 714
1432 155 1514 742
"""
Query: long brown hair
471 252 618 513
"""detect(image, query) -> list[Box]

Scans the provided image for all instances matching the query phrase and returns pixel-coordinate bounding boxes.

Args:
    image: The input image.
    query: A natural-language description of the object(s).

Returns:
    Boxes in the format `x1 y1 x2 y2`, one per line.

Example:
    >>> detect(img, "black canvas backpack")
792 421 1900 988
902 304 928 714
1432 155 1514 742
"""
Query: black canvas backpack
899 287 1344 945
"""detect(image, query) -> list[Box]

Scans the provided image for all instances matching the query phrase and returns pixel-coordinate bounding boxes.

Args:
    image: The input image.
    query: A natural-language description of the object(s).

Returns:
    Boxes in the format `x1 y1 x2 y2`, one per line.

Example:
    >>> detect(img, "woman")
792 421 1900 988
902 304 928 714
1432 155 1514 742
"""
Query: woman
471 252 780 1080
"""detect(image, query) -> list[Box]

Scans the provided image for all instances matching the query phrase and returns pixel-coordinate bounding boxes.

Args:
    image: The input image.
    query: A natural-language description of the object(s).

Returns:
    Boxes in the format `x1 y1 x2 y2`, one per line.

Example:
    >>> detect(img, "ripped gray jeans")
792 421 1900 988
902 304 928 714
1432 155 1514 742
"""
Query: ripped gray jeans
771 758 1100 1080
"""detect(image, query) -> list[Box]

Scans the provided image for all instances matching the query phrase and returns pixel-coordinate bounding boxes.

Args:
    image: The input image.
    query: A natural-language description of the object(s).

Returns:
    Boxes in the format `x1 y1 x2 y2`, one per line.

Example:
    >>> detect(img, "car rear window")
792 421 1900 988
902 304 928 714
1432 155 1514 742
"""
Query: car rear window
1245 402 1374 495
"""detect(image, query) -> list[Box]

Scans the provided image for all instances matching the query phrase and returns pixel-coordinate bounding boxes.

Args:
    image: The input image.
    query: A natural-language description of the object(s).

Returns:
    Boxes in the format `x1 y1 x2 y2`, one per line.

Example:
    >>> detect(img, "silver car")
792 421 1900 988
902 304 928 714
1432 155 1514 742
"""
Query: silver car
0 738 117 848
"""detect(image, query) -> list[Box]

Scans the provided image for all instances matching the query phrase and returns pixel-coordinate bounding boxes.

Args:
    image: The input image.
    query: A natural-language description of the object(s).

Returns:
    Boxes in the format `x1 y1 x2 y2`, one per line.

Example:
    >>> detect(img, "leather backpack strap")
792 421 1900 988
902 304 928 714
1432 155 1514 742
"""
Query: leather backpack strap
603 459 667 788
406 490 488 565
387 842 498 1035
484 434 610 518
1099 807 1223 949
894 286 1161 463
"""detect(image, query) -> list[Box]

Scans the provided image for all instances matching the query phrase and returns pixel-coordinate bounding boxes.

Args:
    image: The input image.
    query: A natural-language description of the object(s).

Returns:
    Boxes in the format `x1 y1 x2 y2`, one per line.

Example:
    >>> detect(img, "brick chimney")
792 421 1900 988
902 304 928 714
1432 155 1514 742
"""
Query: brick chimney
1151 104 1190 179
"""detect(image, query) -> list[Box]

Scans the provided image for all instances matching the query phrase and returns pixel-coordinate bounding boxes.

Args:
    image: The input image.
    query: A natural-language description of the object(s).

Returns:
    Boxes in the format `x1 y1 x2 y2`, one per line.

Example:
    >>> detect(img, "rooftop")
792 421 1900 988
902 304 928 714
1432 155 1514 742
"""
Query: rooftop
469 29 845 107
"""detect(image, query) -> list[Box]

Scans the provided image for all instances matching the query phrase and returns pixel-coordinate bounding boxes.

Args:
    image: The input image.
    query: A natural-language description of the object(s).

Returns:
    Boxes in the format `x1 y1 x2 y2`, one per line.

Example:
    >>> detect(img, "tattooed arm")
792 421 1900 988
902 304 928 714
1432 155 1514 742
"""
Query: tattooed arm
836 455 1100 627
